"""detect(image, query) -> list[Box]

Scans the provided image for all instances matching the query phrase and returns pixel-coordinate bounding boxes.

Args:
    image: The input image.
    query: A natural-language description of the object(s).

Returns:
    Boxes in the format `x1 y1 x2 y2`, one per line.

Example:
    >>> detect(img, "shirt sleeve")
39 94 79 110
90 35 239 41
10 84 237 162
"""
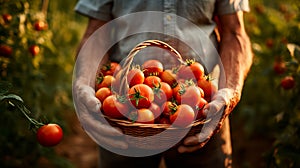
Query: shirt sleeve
74 0 113 21
215 0 250 15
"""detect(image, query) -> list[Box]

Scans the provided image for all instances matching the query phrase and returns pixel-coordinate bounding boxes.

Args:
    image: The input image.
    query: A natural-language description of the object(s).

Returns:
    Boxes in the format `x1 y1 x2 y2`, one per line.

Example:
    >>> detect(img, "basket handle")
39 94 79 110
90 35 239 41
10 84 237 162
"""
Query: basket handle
118 40 185 95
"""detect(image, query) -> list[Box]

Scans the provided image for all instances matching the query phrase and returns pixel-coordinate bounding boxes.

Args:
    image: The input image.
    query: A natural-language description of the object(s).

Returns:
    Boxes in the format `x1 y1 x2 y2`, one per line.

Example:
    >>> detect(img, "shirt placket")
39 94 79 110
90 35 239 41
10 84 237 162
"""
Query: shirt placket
163 0 177 48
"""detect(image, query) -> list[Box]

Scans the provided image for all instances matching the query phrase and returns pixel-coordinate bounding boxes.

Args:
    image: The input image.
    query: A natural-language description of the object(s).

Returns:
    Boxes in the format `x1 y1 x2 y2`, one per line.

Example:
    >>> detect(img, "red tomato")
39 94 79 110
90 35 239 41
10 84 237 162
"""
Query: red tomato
148 103 162 119
153 82 173 105
160 69 177 87
195 97 208 120
102 95 129 119
0 45 12 57
96 75 115 90
36 124 63 147
127 68 145 87
34 20 48 31
129 109 155 124
95 87 112 103
170 104 195 127
142 59 164 77
144 75 161 88
197 78 217 101
128 84 154 109
161 101 177 117
29 45 40 56
281 76 295 90
273 61 286 75
2 14 12 23
158 117 171 124
100 62 121 76
177 60 205 80
175 85 202 107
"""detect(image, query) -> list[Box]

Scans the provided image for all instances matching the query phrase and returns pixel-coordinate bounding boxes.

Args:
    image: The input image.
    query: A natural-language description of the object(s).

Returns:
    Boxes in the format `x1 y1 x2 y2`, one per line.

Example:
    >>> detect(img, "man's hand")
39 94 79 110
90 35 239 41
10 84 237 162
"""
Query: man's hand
178 88 240 153
73 82 128 149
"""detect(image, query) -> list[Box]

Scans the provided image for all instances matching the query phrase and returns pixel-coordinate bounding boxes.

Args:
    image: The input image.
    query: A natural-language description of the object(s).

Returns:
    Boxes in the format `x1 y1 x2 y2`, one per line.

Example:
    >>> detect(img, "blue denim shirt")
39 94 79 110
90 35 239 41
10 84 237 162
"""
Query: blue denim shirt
75 0 249 66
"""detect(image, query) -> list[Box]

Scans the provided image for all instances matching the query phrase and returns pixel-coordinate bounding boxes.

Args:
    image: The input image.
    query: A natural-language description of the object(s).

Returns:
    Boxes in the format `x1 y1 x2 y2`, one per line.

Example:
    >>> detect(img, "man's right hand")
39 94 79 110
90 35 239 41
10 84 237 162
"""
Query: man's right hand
73 80 128 149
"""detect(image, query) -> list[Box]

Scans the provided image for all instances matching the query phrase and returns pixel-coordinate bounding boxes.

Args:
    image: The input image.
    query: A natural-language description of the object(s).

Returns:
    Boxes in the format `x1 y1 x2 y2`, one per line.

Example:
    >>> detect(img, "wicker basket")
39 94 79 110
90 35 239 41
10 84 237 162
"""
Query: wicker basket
103 40 209 149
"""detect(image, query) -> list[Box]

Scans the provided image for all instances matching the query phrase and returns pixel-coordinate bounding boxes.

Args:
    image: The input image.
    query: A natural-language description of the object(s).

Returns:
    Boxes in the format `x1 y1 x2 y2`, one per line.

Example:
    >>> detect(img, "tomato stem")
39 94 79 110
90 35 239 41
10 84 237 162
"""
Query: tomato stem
9 99 45 129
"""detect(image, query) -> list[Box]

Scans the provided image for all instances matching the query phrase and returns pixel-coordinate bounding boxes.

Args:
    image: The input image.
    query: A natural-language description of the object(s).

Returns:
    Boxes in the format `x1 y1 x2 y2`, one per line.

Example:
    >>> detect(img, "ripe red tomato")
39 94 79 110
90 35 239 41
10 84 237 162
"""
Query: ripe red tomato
0 45 12 57
170 104 195 127
100 62 121 76
175 85 202 107
29 45 40 56
96 75 115 90
280 76 295 90
128 84 154 109
158 117 171 124
177 60 205 80
34 20 48 31
197 78 217 101
127 68 145 87
148 103 162 119
195 97 208 119
144 76 161 88
160 69 177 87
95 87 112 103
102 95 129 119
153 82 173 105
129 109 155 124
142 59 164 77
273 60 286 75
161 101 176 117
36 124 63 147
2 14 12 23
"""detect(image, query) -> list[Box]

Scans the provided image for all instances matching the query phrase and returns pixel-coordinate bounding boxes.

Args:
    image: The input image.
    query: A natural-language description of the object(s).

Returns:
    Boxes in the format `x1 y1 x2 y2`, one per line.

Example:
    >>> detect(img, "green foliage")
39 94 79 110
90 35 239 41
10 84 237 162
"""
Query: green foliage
233 0 300 167
0 0 86 167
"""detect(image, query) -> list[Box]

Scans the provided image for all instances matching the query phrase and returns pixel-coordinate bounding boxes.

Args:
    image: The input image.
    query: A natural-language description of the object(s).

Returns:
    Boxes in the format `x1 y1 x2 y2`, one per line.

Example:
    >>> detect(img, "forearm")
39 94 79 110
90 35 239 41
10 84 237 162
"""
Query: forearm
218 12 253 110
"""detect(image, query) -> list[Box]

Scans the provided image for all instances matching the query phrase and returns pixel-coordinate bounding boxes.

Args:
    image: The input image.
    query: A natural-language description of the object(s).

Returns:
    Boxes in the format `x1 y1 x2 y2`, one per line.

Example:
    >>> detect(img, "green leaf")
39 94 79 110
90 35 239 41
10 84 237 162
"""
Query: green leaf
0 94 23 102
0 81 12 96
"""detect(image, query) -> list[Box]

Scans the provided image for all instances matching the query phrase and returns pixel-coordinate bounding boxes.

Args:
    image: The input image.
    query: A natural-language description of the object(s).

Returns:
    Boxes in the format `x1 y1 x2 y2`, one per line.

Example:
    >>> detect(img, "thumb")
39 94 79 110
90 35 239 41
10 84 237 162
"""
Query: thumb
75 85 101 113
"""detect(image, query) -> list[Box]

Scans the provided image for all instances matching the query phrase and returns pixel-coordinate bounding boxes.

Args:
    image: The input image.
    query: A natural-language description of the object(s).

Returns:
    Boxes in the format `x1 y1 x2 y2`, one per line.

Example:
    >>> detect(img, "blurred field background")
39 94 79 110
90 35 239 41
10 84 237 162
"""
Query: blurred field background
0 0 299 167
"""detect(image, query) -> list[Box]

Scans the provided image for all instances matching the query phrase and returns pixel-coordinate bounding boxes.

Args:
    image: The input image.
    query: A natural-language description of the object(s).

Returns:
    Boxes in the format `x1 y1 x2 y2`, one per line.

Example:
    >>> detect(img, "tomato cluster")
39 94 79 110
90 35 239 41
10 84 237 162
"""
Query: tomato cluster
95 59 216 128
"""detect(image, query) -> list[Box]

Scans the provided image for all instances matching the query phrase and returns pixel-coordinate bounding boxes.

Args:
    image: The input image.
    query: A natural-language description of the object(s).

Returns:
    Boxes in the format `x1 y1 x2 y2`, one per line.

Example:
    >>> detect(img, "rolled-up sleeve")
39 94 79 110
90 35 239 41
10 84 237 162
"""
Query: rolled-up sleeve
215 0 250 15
75 0 113 21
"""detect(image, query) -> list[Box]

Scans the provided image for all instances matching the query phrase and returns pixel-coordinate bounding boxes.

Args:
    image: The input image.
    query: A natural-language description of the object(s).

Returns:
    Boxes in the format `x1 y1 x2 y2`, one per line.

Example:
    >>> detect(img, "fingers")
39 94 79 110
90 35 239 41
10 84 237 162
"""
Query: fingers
76 85 101 113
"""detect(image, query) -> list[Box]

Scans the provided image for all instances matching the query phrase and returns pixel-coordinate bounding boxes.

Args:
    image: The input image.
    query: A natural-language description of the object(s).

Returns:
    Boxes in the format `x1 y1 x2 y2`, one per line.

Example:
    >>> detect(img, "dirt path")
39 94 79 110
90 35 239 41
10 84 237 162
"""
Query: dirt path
55 113 99 168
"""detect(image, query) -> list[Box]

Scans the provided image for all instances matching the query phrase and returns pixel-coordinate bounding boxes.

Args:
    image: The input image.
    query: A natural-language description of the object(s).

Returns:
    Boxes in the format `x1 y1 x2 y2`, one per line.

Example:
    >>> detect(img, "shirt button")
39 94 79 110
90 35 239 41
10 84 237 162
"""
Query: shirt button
166 15 172 21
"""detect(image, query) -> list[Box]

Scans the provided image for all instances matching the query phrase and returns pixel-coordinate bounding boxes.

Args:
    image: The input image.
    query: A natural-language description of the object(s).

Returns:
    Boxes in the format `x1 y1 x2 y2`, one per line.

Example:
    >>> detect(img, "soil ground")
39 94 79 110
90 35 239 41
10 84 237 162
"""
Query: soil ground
55 112 272 168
